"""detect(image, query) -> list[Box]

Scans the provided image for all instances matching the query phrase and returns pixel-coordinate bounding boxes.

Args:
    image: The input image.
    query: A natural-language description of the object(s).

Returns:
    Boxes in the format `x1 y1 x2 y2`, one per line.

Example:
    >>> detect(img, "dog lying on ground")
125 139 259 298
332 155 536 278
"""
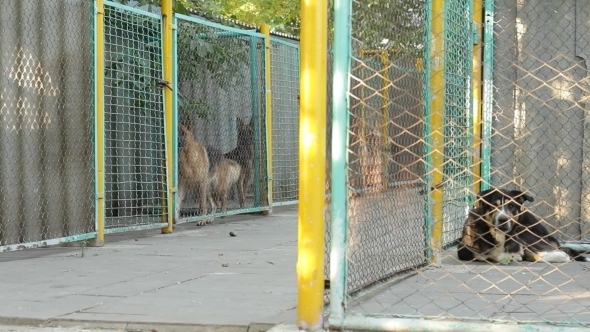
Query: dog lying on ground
224 118 254 208
457 188 589 263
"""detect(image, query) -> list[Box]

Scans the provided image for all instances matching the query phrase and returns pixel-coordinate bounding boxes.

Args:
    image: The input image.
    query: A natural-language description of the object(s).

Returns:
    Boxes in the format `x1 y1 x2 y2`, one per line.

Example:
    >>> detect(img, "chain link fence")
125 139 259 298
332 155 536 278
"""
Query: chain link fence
0 0 96 250
270 36 300 206
0 0 298 251
103 2 169 232
328 0 590 330
174 14 269 225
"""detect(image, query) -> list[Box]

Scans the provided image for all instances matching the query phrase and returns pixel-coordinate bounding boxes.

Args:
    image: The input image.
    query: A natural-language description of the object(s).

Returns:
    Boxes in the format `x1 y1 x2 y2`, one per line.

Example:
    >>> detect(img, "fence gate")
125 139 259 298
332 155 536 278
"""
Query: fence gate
173 14 270 224
328 0 590 330
270 37 300 206
0 0 96 251
102 1 169 233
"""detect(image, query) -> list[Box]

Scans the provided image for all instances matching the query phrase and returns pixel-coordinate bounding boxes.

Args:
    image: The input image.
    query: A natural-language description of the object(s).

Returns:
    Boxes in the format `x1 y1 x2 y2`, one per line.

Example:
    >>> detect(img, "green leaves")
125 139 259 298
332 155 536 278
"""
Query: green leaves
104 8 162 116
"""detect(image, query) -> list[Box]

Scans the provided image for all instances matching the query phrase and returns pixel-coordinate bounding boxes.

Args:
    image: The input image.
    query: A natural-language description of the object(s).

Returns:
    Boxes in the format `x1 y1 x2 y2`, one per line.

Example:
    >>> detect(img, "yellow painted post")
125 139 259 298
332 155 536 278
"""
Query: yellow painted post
380 50 389 190
472 0 483 196
298 0 326 328
95 0 105 245
261 24 273 212
430 0 445 263
161 0 174 234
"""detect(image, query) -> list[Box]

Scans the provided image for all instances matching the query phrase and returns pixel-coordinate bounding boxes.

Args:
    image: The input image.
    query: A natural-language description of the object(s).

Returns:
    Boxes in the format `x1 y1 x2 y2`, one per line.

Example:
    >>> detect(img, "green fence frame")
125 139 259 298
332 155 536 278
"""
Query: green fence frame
270 37 300 206
101 0 169 234
173 13 270 224
328 0 481 329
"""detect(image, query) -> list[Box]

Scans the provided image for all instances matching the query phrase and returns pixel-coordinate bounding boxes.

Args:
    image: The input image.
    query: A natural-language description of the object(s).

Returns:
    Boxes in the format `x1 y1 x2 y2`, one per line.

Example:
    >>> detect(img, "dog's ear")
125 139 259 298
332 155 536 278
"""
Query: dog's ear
476 188 496 209
476 188 496 202
510 190 534 204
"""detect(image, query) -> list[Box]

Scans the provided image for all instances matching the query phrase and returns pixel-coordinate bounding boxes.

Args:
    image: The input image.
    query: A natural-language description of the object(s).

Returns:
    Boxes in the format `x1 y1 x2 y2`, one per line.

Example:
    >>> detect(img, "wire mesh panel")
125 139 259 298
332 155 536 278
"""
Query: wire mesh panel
270 37 299 205
441 0 474 246
328 0 590 330
343 0 429 296
103 2 168 232
0 0 96 250
174 14 269 225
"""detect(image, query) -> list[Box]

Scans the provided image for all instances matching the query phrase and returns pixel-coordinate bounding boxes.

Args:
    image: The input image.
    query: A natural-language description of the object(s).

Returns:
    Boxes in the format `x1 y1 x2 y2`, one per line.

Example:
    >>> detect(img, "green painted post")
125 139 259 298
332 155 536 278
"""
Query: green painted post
481 0 494 190
172 16 178 222
329 0 352 328
250 35 262 207
422 0 434 261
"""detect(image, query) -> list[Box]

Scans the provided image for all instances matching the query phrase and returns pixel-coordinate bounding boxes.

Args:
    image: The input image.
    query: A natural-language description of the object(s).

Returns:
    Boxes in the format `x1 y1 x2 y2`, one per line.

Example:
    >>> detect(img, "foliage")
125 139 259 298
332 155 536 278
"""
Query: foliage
175 20 251 119
111 0 299 36
103 7 162 115
106 1 251 120
352 0 426 57
218 0 300 36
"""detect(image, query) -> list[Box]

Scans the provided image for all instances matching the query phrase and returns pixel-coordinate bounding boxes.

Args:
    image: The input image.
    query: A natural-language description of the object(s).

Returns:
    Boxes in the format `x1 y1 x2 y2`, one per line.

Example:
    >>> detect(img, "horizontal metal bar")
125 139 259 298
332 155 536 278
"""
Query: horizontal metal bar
175 13 265 39
270 37 300 48
194 31 252 39
349 179 424 195
103 0 161 20
335 314 590 332
272 200 298 207
0 233 97 252
176 206 271 225
561 242 590 253
104 223 169 234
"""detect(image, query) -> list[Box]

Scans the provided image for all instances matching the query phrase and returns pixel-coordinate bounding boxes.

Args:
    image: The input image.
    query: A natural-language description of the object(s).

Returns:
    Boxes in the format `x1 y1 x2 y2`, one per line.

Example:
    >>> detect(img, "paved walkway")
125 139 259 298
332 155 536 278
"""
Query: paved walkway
0 206 299 332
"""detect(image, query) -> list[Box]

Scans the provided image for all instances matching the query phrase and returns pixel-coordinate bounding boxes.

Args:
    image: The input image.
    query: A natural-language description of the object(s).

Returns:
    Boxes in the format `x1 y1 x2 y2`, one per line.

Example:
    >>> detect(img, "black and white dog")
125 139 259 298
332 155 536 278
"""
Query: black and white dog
457 188 589 263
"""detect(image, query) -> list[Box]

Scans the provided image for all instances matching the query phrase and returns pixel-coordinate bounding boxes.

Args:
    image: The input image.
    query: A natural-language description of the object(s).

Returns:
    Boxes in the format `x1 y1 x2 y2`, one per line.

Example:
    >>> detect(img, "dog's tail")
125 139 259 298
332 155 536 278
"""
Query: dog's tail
564 248 590 262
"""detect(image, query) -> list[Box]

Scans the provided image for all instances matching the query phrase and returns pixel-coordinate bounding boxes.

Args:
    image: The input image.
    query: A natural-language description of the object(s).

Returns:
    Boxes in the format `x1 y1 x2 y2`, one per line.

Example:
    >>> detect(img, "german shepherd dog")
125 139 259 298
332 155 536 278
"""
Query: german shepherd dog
178 123 213 225
177 123 242 225
457 188 589 263
207 158 242 215
224 118 254 208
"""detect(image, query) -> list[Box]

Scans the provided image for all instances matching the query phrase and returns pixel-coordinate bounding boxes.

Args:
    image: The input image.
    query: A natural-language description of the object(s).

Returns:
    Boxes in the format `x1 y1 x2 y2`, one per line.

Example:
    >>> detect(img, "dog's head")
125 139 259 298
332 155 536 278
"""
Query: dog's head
476 188 534 232
237 118 254 147
178 123 192 149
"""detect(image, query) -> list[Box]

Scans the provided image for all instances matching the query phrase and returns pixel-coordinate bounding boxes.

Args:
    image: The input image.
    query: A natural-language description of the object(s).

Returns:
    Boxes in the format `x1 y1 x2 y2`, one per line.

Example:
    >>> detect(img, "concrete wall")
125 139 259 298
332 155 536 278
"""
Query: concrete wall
492 0 589 239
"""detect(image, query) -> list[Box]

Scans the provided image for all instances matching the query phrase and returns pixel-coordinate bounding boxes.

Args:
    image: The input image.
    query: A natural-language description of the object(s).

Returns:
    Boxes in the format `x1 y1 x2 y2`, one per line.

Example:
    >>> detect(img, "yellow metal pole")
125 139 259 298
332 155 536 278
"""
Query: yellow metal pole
430 0 445 263
297 0 326 328
261 24 273 212
161 0 174 234
380 50 389 190
95 0 105 245
472 0 483 196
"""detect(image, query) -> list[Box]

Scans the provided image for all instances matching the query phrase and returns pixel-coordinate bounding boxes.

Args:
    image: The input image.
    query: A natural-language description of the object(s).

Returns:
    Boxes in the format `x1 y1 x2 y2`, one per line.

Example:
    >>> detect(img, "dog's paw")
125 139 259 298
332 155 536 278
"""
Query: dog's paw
196 218 214 226
511 253 523 262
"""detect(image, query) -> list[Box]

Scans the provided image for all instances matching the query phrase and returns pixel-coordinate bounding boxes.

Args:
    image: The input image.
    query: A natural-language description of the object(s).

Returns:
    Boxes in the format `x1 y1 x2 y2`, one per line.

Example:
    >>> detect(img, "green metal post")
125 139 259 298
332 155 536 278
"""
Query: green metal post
422 0 434 261
250 35 262 207
481 0 494 190
172 16 178 223
329 0 352 327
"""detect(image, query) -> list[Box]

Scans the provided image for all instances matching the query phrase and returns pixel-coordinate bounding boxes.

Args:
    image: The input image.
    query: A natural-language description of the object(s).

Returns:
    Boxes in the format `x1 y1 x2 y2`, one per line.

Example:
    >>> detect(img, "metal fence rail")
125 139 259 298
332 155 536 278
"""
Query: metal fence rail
102 1 168 233
174 14 270 224
0 0 96 251
270 37 300 206
327 0 590 330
